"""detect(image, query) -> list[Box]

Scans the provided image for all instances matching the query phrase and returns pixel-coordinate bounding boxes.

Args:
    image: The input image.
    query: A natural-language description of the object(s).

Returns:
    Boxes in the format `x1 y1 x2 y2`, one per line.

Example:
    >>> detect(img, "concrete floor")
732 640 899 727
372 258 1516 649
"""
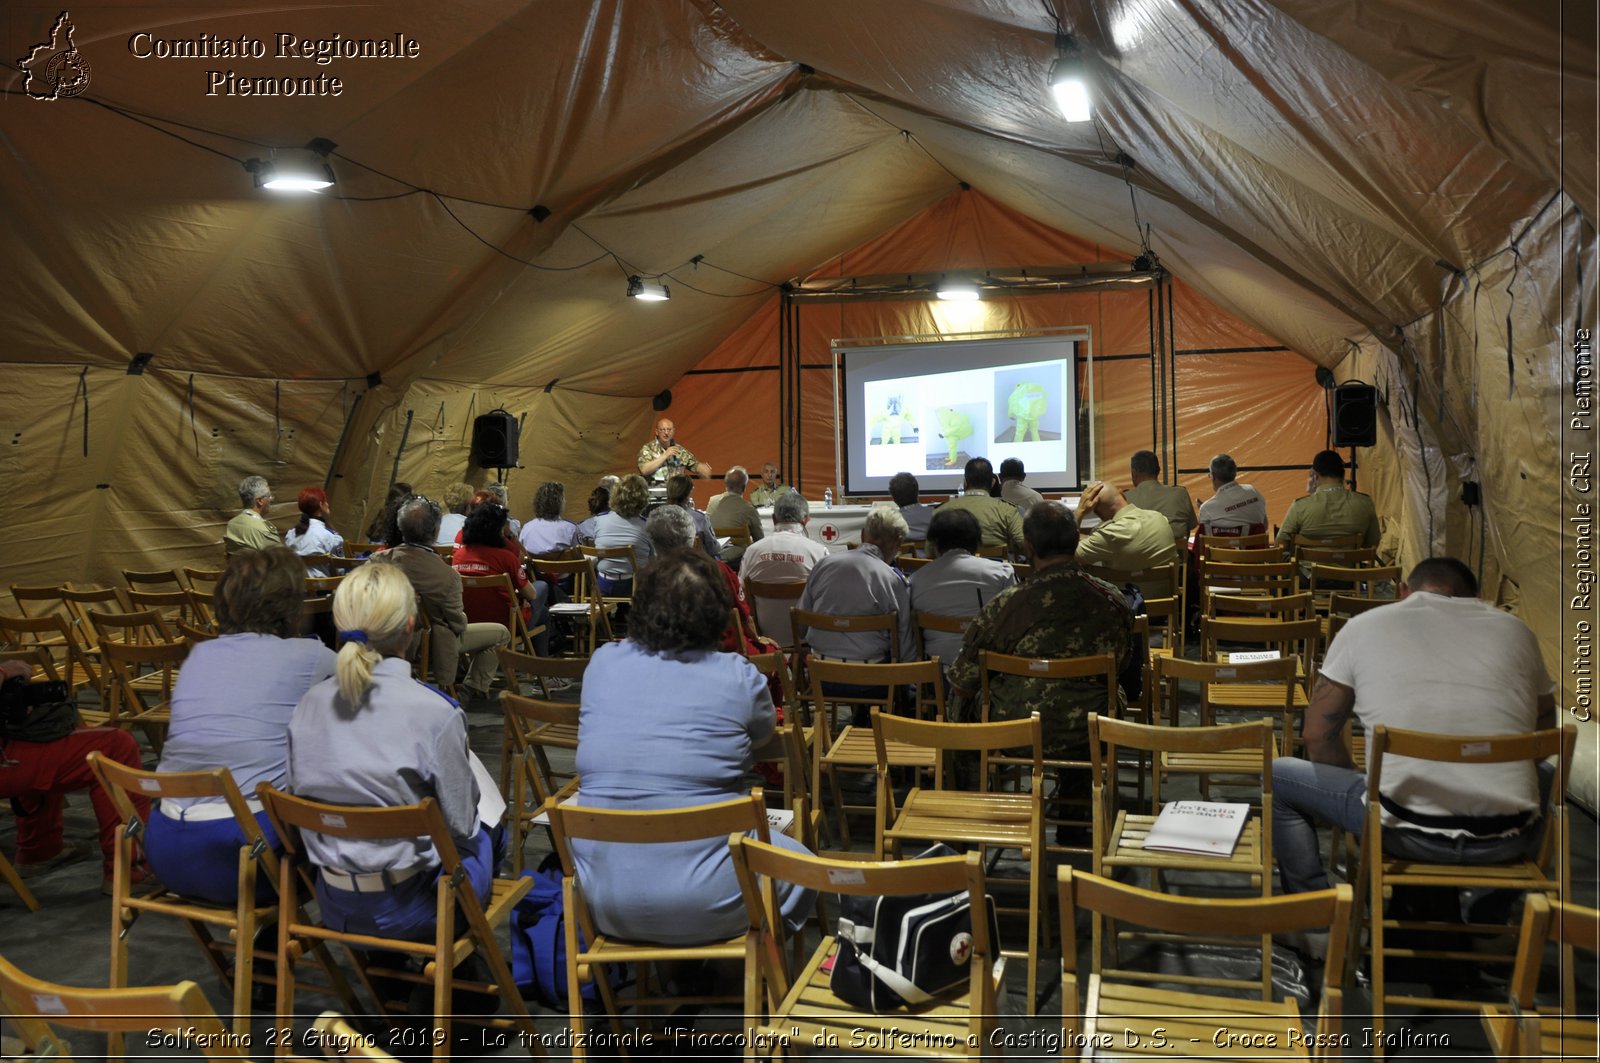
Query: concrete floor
1 677 1595 1060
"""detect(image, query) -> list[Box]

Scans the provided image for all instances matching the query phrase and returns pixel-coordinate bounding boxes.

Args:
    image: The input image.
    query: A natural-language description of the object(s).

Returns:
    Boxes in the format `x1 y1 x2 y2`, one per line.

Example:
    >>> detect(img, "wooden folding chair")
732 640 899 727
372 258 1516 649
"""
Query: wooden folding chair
257 786 541 1060
1196 531 1271 554
0 611 101 706
1153 655 1297 794
87 754 358 1058
544 793 773 1058
126 588 198 630
873 709 1045 1014
0 954 250 1061
729 835 1001 1058
799 657 944 849
97 636 187 751
1480 894 1599 1061
1304 562 1400 613
459 573 544 658
746 651 817 846
1296 543 1378 567
123 568 186 594
1356 724 1577 1050
978 649 1118 856
500 691 580 871
578 544 637 619
1207 545 1287 565
1200 617 1318 750
1090 714 1277 998
743 578 806 650
912 609 974 663
531 557 612 656
86 606 177 646
1059 868 1352 1061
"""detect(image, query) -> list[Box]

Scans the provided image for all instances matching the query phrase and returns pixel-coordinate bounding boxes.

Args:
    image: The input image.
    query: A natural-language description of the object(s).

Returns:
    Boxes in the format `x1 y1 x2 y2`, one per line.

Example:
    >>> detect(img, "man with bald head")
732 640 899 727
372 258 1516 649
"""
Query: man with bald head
1073 481 1177 572
637 417 711 482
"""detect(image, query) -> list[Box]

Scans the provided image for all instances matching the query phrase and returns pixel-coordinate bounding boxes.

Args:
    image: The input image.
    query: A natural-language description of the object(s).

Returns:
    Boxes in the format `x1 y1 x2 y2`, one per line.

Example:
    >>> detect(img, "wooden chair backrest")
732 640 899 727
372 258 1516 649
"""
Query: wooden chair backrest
259 786 464 872
500 691 580 806
0 955 242 1058
545 792 769 867
803 656 946 726
85 607 176 645
790 607 900 663
1091 714 1273 798
1196 531 1270 556
895 554 934 573
1296 544 1378 566
324 556 367 574
1202 545 1283 565
713 525 753 547
123 568 185 591
1207 591 1314 619
978 651 1118 729
746 650 799 708
1509 893 1598 1013
1081 559 1180 596
304 575 345 595
8 583 73 621
1201 616 1321 659
873 708 1043 783
498 646 588 687
1307 563 1400 597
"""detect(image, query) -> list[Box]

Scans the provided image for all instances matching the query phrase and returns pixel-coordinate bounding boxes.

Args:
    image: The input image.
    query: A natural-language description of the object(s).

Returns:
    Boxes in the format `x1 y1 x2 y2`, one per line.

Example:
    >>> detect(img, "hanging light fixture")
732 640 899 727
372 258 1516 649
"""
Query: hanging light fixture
1049 35 1092 123
243 137 337 192
627 275 670 302
936 279 980 301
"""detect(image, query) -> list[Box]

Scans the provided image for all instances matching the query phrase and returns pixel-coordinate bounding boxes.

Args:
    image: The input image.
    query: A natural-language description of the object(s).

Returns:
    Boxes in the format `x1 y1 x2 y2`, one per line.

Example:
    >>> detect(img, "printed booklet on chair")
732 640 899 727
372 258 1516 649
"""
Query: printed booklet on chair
1140 801 1249 856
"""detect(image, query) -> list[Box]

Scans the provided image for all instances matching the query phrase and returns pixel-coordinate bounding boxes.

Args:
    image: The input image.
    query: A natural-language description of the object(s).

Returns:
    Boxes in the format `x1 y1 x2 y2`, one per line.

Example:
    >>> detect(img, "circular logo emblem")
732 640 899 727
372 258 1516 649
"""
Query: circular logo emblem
817 522 840 543
46 50 91 98
949 930 973 966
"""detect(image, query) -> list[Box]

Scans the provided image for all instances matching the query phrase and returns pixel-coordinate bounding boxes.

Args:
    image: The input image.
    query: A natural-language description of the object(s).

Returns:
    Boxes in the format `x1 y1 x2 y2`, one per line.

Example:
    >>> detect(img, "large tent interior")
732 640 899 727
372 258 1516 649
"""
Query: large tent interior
2 0 1596 1050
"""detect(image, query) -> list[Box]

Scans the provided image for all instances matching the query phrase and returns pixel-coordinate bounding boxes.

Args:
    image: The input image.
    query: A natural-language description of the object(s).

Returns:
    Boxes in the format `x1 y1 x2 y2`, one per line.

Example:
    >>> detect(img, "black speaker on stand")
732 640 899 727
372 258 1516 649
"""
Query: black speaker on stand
1331 384 1378 447
472 412 519 467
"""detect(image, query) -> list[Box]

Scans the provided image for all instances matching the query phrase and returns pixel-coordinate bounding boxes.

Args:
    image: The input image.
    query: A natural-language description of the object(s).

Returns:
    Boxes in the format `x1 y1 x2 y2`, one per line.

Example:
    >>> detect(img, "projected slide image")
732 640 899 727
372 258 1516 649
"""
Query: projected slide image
867 390 920 445
926 403 987 470
993 364 1063 444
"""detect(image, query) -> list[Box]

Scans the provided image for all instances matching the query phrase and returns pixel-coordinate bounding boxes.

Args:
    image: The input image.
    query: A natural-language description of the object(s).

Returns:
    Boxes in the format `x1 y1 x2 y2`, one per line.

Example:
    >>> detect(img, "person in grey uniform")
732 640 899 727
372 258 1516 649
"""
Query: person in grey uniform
286 562 501 942
796 504 915 663
908 509 1016 669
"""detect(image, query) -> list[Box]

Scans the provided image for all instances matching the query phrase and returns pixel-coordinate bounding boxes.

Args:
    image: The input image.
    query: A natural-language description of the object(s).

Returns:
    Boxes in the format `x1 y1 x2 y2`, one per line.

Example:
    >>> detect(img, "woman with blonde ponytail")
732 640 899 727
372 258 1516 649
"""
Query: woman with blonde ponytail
286 561 502 941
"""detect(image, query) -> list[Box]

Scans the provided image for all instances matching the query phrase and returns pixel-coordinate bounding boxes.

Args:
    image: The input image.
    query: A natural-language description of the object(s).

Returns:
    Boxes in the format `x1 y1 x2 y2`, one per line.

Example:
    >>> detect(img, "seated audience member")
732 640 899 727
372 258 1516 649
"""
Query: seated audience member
482 482 521 537
1276 449 1379 548
998 458 1045 517
1124 450 1196 544
796 504 915 664
287 562 501 942
365 482 413 543
144 548 336 904
740 492 829 646
591 473 653 598
749 462 792 506
665 471 721 557
378 496 509 701
938 458 1024 555
647 506 768 659
889 471 938 542
224 475 280 554
1073 481 1178 572
705 465 764 568
576 477 617 544
520 481 579 557
1272 558 1554 896
908 509 1016 668
0 659 150 895
284 486 345 577
573 548 813 945
454 501 549 655
1196 453 1267 535
435 482 475 546
945 502 1135 843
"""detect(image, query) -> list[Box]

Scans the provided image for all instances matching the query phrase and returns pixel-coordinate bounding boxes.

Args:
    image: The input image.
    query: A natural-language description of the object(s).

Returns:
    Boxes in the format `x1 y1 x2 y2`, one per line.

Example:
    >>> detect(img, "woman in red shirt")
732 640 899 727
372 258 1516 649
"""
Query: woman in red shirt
452 501 548 654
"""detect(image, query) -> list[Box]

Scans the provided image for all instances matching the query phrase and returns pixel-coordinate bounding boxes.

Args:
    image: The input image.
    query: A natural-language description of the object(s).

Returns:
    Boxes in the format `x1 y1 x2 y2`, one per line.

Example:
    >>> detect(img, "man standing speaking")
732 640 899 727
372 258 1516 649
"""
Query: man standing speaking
637 417 711 482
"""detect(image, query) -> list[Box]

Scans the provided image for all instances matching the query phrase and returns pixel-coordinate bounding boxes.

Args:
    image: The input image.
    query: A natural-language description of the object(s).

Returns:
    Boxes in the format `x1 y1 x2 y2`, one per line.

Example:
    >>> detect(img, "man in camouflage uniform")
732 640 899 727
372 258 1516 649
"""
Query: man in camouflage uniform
946 501 1135 841
637 417 711 483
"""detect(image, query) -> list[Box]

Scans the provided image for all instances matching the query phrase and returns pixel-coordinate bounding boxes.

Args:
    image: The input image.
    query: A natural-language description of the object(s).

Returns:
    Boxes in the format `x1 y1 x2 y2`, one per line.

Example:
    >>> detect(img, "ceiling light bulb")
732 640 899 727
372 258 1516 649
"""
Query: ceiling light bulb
936 281 980 301
627 276 671 302
1050 54 1092 123
260 164 335 192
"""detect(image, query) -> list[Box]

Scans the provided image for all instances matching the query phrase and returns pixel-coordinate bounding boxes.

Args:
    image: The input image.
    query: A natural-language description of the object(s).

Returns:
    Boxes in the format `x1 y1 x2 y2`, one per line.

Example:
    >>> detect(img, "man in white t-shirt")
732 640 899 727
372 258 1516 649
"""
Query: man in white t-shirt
1272 557 1556 896
740 492 829 645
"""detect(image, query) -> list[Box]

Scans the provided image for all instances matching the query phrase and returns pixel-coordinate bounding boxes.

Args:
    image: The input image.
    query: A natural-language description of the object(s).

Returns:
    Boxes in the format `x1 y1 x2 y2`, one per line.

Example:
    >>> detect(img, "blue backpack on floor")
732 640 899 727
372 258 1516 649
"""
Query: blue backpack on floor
509 854 624 1008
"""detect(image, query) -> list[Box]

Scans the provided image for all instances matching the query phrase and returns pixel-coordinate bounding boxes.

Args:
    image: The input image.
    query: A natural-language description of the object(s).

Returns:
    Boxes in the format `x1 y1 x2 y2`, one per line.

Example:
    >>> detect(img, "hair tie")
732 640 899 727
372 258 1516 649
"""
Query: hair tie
338 629 369 644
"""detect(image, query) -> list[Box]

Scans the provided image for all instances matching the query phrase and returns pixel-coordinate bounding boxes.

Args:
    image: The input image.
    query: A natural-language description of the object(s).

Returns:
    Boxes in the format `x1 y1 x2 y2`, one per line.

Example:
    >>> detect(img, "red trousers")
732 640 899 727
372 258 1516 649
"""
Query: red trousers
1 727 148 875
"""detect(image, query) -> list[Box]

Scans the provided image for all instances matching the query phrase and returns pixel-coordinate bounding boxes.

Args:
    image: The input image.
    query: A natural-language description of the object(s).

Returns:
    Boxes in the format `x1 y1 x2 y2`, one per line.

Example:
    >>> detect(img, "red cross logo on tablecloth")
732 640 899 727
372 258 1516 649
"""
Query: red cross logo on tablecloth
818 523 839 543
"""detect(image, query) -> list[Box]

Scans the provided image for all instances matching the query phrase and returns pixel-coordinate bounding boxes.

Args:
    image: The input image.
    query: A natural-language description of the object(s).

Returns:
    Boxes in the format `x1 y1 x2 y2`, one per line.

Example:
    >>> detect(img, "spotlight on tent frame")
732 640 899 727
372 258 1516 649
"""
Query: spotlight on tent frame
936 280 980 302
1049 38 1092 123
627 276 671 302
244 138 337 192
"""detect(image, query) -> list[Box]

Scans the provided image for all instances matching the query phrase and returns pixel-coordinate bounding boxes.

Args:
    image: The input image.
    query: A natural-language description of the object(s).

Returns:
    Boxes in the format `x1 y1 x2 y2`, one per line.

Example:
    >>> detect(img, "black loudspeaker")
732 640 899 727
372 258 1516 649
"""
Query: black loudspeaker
1331 384 1378 447
472 412 519 467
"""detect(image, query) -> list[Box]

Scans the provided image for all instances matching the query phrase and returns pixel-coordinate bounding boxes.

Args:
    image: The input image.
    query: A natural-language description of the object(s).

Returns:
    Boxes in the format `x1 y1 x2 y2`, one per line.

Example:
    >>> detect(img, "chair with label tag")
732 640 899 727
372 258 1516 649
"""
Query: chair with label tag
1200 616 1318 754
1059 868 1352 1062
729 835 1001 1059
257 786 540 1061
1153 655 1297 798
87 754 358 1060
1090 714 1277 998
529 557 612 656
1355 724 1577 1054
872 709 1046 1014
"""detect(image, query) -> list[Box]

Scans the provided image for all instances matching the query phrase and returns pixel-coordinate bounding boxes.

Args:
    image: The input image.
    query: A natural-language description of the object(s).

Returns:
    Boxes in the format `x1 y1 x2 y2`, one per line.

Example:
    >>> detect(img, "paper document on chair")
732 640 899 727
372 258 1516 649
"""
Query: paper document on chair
766 806 795 835
548 603 592 616
468 752 507 826
1140 801 1249 856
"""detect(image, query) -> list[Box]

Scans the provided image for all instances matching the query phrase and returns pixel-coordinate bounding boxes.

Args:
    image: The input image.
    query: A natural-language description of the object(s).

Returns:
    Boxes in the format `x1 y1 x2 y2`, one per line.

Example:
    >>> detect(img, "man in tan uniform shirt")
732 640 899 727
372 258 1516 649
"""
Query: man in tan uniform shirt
1277 450 1379 547
1074 482 1178 572
1123 450 1196 544
706 465 764 567
939 457 1024 556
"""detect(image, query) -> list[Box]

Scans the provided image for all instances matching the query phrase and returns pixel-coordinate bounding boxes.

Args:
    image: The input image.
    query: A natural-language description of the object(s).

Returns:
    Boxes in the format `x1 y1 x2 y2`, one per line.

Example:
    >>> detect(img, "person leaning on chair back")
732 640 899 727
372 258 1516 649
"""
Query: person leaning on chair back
1271 557 1556 897
285 561 501 942
572 546 813 946
145 547 337 904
